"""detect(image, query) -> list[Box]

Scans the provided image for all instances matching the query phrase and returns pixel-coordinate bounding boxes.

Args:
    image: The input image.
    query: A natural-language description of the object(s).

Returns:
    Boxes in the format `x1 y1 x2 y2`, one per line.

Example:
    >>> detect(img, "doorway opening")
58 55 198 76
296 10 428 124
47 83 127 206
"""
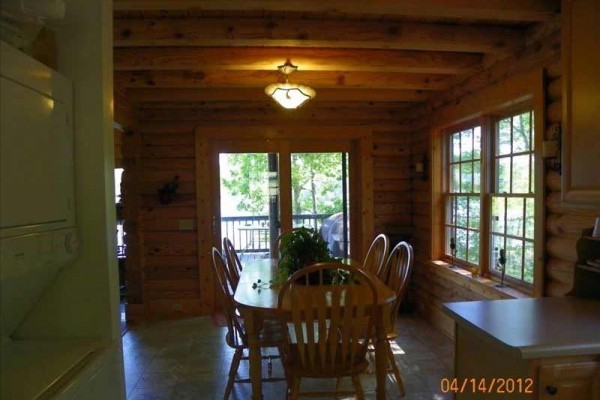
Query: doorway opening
114 167 127 333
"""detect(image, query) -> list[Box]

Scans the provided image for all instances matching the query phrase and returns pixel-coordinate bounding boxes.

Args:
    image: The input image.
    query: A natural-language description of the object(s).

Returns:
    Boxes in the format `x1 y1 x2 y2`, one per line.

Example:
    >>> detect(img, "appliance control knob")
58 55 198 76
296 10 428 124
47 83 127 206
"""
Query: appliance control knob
65 233 73 253
65 232 80 254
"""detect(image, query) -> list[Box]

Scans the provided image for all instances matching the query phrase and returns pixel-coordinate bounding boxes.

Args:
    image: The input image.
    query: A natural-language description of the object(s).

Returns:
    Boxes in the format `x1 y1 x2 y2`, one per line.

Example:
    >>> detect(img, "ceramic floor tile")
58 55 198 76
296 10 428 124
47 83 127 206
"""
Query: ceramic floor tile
123 313 453 399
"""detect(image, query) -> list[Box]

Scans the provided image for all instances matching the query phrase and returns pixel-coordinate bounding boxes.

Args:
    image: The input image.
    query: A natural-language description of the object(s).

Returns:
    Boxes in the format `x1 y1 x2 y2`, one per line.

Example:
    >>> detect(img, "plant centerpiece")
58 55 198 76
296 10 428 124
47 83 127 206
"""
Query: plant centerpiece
278 227 334 277
252 227 345 290
279 227 351 285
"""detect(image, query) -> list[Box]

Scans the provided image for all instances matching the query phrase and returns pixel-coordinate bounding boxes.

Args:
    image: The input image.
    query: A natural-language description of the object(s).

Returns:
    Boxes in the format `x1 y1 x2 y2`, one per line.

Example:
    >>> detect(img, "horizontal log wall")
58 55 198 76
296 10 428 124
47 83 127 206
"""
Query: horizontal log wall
408 25 600 338
123 123 202 319
372 128 414 237
121 114 412 319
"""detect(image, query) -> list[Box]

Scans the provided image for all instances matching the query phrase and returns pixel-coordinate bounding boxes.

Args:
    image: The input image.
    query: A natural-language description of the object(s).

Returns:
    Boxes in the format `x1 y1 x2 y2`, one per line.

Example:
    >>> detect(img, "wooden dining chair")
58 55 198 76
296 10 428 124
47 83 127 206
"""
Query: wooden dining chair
377 240 415 396
211 247 284 400
277 262 378 400
222 237 242 290
362 233 390 277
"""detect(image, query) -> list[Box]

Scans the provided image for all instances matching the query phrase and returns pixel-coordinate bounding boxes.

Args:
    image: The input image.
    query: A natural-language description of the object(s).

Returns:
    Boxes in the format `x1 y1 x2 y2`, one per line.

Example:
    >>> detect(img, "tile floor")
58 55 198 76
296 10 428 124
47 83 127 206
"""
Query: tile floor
122 313 454 400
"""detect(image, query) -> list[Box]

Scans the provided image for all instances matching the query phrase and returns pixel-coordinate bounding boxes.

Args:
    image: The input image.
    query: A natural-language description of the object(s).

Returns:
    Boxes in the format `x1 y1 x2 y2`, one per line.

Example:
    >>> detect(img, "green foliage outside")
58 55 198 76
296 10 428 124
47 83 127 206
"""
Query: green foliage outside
291 153 343 215
448 111 535 283
221 153 269 214
221 152 345 216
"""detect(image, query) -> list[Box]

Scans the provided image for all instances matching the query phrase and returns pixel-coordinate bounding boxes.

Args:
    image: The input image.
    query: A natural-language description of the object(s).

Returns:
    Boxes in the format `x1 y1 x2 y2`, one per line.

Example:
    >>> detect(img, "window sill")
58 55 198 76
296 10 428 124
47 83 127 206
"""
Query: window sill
429 260 532 300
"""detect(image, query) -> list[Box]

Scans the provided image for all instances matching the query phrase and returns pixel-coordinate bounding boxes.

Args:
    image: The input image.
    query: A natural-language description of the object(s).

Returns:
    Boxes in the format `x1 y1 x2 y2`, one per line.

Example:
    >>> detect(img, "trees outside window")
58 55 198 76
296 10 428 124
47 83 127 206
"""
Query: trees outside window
442 108 536 288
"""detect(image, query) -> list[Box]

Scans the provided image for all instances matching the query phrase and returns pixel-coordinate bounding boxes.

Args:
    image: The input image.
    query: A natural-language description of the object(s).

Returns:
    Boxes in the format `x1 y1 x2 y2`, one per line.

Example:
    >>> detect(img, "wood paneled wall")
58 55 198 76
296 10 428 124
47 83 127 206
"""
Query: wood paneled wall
122 123 202 319
118 20 599 323
372 128 413 236
409 25 600 337
121 116 411 319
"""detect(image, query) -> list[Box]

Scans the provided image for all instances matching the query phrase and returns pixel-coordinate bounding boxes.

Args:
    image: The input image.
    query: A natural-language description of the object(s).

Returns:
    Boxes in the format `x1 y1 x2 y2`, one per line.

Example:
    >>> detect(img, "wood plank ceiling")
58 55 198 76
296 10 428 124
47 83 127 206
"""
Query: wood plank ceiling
113 0 560 123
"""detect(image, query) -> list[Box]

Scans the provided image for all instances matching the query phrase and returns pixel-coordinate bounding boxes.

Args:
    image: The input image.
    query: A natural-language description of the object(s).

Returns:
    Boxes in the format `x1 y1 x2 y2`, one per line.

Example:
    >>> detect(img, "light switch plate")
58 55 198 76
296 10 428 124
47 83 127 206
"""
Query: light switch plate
178 219 194 230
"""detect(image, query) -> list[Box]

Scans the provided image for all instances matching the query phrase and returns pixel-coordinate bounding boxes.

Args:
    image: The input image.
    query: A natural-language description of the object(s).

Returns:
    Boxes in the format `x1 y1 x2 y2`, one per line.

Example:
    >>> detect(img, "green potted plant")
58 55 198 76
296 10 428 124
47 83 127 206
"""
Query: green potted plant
252 227 344 290
279 227 348 284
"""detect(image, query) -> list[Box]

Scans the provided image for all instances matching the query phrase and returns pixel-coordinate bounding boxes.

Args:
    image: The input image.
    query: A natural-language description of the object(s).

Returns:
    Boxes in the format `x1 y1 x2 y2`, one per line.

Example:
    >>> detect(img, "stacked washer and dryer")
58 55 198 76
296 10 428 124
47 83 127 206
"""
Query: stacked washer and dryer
1 40 118 400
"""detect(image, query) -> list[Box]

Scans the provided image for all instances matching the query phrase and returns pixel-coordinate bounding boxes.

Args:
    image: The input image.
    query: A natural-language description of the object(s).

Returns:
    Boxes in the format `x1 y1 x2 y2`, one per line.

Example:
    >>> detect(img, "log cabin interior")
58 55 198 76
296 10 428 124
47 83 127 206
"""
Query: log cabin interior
0 1 599 399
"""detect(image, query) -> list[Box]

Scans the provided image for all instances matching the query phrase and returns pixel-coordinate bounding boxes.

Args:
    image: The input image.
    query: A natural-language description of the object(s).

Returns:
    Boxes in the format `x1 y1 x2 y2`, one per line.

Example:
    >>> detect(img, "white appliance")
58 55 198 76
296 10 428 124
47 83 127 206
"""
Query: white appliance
0 41 103 400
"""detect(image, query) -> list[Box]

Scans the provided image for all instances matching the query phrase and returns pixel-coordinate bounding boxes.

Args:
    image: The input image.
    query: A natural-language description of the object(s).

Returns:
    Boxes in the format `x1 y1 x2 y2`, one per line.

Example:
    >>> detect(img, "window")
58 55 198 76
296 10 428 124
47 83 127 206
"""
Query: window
445 125 482 265
442 108 537 289
490 110 535 284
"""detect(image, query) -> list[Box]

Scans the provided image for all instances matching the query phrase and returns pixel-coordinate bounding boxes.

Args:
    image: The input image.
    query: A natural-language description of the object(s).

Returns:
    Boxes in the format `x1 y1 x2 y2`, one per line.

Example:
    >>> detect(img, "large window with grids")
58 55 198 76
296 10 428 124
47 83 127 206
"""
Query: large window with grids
443 108 537 288
490 110 535 284
445 125 482 266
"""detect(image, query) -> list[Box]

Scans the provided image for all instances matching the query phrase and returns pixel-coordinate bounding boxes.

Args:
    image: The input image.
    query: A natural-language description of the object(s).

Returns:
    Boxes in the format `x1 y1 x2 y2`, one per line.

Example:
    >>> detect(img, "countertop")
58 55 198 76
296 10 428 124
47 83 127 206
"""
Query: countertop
443 297 600 359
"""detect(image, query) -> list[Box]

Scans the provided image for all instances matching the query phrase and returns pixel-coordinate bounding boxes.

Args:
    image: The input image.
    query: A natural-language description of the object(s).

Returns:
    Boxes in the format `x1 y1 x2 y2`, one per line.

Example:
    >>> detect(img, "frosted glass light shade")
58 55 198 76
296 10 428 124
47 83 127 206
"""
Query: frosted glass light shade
265 83 315 109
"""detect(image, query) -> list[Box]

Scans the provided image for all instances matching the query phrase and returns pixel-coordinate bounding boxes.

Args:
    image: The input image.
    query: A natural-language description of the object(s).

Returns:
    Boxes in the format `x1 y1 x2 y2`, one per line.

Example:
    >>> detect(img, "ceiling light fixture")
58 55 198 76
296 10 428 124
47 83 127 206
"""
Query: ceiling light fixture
265 60 315 109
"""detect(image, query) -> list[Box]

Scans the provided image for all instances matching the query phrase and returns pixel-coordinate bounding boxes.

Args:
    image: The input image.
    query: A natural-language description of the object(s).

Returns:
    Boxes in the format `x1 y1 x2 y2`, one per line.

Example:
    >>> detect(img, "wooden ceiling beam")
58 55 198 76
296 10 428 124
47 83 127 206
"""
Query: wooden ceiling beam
140 105 406 123
124 87 431 103
113 0 560 22
114 47 481 74
137 100 415 109
114 17 524 54
115 70 451 90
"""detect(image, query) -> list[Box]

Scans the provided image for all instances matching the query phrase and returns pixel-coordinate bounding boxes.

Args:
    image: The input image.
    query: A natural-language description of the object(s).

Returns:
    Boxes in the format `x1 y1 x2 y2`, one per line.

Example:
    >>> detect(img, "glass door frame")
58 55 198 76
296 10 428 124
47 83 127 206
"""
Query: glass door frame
210 140 355 257
196 126 375 311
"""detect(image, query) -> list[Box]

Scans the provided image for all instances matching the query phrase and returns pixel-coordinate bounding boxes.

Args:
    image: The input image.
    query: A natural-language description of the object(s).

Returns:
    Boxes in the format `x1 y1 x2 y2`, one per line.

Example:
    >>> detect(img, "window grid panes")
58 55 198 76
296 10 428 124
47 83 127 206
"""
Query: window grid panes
445 126 482 266
490 110 535 284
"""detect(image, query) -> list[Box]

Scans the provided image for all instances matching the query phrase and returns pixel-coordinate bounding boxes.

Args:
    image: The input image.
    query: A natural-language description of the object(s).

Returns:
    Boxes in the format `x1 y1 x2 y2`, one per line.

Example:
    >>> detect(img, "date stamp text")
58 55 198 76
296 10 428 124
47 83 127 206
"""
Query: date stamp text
440 377 534 394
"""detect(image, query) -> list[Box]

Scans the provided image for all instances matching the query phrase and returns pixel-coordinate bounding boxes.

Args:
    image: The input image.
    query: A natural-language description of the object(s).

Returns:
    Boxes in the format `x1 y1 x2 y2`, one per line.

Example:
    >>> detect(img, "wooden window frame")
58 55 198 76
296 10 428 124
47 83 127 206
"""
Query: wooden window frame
441 118 485 269
431 69 545 297
488 107 536 290
439 105 537 290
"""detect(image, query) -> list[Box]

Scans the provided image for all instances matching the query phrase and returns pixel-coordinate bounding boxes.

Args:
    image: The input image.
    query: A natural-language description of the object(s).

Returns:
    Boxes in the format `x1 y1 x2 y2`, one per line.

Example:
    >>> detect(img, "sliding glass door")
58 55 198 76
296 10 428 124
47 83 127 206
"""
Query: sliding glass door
290 152 349 257
215 144 351 262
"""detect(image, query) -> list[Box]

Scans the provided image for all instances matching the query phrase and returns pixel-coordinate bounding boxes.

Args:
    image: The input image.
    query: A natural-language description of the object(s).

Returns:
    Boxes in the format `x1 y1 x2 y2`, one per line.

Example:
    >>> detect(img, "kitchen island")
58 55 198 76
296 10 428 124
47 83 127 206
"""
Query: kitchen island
443 297 600 399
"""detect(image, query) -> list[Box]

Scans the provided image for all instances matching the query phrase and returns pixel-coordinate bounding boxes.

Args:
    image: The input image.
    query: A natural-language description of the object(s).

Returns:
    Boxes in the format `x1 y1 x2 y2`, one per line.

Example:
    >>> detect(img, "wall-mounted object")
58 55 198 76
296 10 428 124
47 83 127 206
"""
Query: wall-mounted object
411 153 428 181
543 123 561 172
157 175 179 205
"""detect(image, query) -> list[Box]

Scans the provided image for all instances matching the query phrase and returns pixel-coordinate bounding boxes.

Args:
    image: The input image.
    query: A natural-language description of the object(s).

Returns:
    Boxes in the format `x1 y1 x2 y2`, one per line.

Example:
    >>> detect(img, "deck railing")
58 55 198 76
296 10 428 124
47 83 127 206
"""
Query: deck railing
221 213 331 255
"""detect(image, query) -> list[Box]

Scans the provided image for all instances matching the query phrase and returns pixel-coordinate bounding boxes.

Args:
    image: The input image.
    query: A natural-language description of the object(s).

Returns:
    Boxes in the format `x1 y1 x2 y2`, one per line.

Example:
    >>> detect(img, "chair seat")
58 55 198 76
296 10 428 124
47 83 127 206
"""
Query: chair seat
282 343 370 378
230 316 284 348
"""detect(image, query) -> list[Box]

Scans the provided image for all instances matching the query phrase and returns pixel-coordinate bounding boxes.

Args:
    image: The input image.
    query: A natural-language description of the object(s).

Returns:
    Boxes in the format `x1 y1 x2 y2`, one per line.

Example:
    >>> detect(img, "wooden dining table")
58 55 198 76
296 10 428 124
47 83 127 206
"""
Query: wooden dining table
233 258 396 400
